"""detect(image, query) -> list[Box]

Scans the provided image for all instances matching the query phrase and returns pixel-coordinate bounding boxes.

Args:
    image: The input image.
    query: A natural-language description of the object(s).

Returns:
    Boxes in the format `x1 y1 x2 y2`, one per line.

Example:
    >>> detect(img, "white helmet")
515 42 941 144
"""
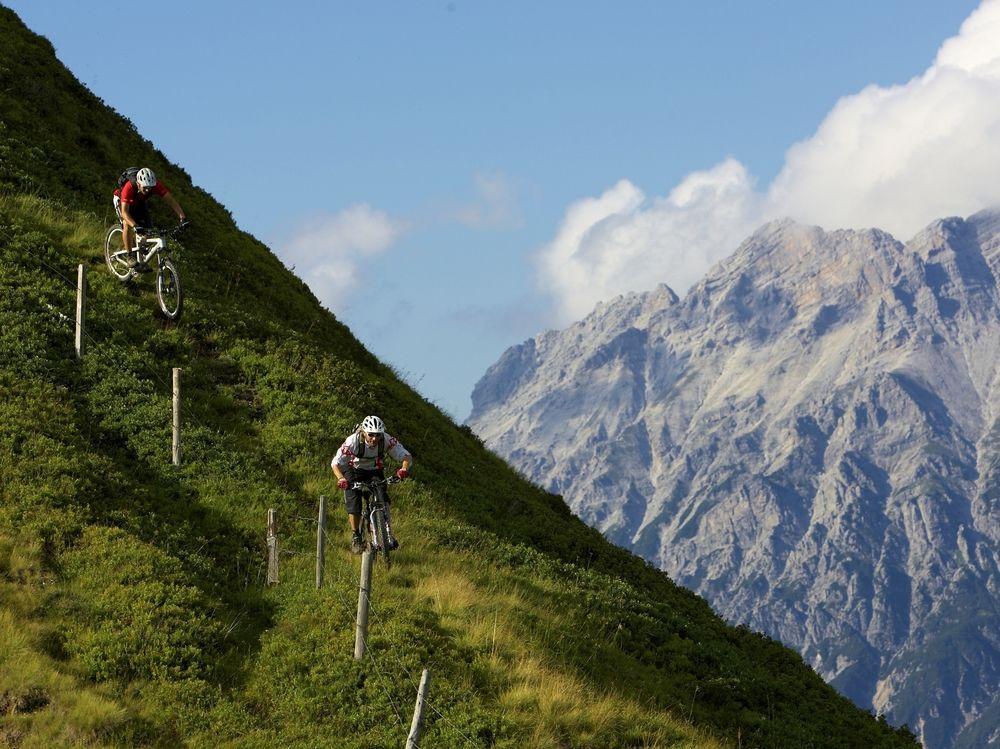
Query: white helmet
361 415 384 435
136 167 157 188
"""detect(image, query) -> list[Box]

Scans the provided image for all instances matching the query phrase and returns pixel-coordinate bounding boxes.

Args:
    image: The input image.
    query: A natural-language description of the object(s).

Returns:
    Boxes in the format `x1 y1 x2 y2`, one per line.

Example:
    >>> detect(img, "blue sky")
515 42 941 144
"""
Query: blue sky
7 1 989 418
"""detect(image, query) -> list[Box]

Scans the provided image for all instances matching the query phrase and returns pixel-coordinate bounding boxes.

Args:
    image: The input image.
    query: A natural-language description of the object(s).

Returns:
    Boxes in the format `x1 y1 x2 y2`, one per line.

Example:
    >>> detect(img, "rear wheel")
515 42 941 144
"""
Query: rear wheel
156 259 183 321
104 225 133 280
373 509 392 568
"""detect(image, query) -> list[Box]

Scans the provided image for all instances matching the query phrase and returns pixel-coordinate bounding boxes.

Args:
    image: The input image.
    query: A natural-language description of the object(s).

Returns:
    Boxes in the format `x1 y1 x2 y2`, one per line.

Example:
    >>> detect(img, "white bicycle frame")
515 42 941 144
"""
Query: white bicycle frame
134 235 167 265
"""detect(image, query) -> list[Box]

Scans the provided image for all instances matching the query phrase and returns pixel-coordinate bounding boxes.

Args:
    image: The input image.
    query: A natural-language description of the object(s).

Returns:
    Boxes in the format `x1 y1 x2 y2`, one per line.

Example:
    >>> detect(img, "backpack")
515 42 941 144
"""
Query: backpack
117 167 141 190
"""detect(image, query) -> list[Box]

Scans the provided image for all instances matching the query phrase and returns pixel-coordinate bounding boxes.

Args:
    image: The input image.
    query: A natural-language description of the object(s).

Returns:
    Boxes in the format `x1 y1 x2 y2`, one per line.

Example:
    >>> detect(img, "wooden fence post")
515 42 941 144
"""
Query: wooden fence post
75 264 86 359
172 367 181 466
406 669 431 749
267 509 279 585
316 495 327 589
354 550 373 659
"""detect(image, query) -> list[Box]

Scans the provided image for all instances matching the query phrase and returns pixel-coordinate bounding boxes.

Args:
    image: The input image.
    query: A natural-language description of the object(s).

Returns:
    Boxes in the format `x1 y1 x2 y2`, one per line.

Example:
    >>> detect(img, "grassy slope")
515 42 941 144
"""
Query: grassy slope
0 7 918 748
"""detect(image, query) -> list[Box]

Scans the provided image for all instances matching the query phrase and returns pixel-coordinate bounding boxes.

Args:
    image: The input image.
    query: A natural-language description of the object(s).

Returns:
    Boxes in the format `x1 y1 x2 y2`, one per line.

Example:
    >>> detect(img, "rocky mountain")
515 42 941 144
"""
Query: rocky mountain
469 215 1000 749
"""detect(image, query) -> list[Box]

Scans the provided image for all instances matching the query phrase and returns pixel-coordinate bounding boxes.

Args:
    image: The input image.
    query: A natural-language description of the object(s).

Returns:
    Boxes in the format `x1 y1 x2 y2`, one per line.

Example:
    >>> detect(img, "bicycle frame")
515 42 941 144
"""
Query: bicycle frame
135 236 167 266
351 476 400 551
110 224 178 269
134 225 181 262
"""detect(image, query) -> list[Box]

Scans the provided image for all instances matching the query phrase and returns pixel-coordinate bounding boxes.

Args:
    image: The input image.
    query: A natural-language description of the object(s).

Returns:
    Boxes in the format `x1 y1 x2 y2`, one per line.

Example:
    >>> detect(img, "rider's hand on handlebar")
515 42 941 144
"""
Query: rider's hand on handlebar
337 478 348 490
396 468 409 480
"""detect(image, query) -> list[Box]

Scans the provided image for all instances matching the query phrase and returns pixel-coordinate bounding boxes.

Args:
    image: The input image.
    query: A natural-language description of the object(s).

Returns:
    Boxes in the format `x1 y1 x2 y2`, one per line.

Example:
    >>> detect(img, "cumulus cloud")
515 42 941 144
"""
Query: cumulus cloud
280 204 406 311
540 161 761 323
771 0 1000 237
539 0 1000 325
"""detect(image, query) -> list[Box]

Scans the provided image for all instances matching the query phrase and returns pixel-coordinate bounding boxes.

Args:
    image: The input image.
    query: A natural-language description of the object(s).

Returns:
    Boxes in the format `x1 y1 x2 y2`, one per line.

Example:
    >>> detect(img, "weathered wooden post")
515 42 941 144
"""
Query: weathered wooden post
172 367 181 466
354 550 373 659
316 495 327 589
406 669 431 749
266 509 279 585
75 264 86 359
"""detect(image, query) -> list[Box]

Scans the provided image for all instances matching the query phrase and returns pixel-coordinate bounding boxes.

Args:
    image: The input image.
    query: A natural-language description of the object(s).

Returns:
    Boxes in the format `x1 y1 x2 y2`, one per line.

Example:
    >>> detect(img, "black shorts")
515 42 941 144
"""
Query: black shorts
343 467 390 515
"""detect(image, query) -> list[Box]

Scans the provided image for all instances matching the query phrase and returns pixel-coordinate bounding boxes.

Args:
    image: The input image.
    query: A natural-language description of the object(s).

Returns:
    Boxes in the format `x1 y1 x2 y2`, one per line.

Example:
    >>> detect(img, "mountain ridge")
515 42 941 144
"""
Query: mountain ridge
469 213 1000 749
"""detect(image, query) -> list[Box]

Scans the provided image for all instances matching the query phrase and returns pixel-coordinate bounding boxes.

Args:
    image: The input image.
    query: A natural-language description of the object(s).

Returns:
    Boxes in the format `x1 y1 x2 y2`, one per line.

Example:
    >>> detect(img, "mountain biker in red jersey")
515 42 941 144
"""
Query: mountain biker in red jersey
113 167 186 265
331 415 412 554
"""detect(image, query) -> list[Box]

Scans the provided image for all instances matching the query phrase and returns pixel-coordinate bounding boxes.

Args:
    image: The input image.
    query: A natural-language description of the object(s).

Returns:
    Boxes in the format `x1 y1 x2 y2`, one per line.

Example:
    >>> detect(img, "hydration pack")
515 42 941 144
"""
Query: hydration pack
116 167 141 189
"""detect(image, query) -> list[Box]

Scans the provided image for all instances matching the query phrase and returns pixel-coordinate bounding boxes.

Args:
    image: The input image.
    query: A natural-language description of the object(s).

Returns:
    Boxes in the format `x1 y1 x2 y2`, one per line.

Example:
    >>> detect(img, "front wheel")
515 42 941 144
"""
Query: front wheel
156 259 183 321
372 509 392 568
104 225 133 281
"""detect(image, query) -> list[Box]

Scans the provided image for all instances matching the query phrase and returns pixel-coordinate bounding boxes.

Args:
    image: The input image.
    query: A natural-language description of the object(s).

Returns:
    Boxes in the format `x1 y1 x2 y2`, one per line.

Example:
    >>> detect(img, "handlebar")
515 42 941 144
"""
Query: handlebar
350 476 402 490
137 220 190 239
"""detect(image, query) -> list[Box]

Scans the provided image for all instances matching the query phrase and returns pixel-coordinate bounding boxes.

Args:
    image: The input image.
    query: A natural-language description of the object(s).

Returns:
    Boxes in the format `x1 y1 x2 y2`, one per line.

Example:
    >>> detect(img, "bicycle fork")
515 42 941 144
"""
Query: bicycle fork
368 505 394 548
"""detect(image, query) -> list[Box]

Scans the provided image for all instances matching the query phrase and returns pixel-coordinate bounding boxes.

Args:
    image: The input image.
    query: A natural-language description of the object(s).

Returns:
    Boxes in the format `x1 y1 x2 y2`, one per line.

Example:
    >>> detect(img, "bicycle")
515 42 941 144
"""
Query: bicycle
104 220 188 321
352 476 401 567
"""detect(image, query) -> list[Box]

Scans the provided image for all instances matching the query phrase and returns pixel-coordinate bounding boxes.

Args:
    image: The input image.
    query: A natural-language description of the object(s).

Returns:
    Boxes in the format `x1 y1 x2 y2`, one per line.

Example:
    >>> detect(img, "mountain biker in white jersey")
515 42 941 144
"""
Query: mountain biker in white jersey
332 415 412 554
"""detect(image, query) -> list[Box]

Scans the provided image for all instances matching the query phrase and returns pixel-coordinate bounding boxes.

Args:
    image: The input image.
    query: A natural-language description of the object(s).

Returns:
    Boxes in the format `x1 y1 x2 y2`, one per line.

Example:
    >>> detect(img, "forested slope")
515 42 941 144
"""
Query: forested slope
0 7 918 748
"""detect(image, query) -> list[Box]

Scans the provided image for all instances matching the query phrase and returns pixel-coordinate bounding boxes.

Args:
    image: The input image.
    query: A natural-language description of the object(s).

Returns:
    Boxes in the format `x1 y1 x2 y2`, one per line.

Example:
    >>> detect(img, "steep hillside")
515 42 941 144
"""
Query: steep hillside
0 7 918 748
469 217 1000 749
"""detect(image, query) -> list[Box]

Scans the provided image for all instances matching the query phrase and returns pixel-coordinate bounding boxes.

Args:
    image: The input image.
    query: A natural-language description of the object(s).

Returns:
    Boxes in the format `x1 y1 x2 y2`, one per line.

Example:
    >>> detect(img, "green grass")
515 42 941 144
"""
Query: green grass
0 6 919 748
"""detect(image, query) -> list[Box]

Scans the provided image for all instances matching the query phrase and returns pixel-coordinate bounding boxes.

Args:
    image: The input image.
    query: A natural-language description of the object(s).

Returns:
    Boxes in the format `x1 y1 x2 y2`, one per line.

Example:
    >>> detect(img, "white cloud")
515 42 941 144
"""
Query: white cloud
279 204 406 311
277 173 521 316
538 0 1000 325
770 0 1000 237
540 162 761 323
447 172 523 229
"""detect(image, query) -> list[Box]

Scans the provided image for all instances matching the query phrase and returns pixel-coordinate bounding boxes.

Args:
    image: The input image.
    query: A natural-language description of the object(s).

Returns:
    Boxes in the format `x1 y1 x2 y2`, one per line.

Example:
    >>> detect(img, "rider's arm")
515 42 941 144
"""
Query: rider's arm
386 435 412 471
119 184 140 251
119 182 138 228
331 450 349 481
120 201 137 229
119 202 137 249
332 434 358 481
331 453 348 487
163 192 186 221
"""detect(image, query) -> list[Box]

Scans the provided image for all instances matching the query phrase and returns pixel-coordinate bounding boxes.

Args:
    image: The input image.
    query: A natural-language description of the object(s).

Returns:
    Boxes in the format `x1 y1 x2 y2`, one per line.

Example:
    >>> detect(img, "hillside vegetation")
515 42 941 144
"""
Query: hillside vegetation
0 7 919 748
